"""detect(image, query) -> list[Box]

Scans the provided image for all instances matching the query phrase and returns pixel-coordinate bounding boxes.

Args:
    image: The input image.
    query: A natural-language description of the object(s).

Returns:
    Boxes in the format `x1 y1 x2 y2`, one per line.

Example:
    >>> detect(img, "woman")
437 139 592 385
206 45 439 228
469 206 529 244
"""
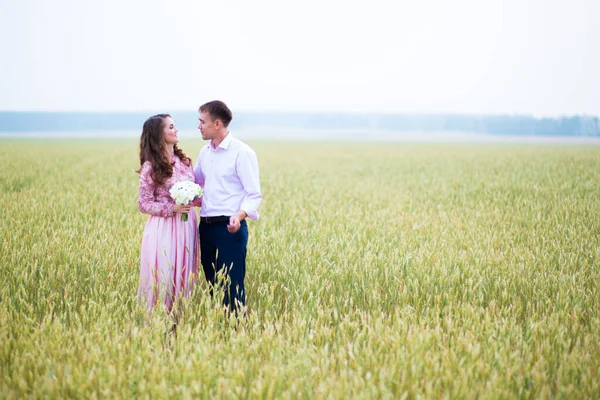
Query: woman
137 114 200 314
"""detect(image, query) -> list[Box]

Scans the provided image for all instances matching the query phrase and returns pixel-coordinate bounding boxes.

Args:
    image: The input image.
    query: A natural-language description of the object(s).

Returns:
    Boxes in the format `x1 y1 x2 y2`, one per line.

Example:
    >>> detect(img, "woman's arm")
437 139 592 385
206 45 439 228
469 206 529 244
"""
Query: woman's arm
138 162 175 218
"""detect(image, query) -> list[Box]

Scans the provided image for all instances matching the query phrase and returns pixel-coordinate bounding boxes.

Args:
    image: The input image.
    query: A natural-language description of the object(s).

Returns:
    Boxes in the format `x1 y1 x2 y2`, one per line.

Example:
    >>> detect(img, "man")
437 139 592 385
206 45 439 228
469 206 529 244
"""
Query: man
193 100 262 312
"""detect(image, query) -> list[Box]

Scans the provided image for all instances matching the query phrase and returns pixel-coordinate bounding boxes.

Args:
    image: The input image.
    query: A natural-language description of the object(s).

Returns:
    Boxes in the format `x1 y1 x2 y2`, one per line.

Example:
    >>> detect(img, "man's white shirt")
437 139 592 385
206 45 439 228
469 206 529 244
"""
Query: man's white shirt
193 132 262 220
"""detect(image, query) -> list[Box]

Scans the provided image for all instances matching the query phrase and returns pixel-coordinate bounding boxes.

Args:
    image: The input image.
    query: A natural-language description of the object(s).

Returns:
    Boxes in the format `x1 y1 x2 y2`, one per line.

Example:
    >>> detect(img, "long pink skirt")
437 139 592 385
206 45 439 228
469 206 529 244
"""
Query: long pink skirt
138 212 199 313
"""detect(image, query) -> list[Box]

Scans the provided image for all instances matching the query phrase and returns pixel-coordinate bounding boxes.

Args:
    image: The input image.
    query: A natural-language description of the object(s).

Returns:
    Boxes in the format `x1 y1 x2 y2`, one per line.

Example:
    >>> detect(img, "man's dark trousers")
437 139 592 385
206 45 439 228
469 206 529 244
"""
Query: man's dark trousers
199 218 248 310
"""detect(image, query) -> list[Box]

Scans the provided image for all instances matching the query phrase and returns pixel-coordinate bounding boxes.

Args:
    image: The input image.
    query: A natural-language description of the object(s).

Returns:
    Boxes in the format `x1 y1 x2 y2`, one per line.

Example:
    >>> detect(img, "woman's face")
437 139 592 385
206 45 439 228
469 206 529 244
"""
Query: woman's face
162 117 179 145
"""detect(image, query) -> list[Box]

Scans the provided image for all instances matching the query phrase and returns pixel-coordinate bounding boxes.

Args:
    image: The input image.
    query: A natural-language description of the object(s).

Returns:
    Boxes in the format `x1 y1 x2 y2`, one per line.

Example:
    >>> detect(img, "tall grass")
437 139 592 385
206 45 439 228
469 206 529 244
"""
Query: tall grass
1 139 599 398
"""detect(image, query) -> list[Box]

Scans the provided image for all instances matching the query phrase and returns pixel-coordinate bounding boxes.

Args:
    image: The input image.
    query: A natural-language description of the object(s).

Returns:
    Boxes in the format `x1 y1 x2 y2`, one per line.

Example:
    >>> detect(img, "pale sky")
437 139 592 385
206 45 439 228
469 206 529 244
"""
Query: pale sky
1 0 598 116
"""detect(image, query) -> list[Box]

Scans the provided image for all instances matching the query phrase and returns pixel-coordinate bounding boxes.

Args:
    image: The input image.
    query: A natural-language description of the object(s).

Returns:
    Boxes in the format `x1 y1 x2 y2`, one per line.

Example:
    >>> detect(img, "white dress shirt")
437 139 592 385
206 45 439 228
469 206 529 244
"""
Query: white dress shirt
193 133 262 220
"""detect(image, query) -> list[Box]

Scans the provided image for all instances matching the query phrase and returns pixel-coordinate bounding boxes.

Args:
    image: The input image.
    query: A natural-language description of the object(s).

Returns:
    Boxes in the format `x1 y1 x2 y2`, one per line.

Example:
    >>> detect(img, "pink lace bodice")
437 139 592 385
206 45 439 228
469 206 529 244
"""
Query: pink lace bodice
138 156 197 218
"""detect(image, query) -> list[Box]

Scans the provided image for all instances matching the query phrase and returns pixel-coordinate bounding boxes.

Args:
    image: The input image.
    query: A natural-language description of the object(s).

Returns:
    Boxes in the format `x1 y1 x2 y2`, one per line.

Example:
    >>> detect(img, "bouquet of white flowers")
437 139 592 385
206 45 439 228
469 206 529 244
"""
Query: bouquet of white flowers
169 180 203 221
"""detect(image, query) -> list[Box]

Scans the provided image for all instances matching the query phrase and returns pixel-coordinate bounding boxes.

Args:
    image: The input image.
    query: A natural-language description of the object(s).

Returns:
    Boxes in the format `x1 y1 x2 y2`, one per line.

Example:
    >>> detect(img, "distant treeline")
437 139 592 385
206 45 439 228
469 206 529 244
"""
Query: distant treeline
1 111 599 136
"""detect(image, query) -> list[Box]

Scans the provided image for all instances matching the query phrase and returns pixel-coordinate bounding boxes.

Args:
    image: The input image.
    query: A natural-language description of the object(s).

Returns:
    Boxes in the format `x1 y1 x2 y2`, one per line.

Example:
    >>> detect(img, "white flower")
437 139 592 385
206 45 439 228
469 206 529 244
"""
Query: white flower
169 180 203 205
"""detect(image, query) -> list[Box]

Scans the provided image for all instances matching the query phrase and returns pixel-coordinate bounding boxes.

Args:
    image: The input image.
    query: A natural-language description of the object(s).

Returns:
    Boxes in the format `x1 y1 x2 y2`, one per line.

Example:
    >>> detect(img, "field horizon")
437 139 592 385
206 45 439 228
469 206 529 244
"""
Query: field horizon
2 128 600 145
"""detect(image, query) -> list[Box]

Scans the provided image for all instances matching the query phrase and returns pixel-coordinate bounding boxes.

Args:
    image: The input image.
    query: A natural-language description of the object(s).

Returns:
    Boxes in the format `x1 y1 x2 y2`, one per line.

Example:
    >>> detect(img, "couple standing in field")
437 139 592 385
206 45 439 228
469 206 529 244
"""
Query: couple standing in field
137 100 262 316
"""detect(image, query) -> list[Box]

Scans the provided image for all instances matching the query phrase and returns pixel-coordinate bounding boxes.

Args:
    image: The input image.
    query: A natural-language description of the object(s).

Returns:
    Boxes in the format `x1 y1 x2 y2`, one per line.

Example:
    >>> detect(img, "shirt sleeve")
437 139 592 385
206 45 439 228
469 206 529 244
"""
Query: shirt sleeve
138 162 174 218
193 149 205 187
236 148 262 220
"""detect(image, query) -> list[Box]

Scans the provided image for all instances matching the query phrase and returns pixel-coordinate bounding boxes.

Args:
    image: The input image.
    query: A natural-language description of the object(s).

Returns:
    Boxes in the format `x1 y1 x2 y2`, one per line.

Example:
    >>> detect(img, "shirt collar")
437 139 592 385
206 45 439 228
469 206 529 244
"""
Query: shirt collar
210 131 233 151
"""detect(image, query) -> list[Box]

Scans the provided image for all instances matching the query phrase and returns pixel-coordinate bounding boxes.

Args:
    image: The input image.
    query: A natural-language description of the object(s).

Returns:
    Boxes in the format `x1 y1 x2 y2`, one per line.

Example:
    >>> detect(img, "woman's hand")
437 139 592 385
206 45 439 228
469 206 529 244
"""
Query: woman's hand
173 204 192 214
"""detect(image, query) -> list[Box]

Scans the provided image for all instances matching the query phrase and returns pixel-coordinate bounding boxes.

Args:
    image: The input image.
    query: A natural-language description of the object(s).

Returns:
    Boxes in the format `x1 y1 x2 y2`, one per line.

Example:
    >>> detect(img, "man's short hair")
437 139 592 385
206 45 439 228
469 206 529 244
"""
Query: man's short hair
199 100 233 127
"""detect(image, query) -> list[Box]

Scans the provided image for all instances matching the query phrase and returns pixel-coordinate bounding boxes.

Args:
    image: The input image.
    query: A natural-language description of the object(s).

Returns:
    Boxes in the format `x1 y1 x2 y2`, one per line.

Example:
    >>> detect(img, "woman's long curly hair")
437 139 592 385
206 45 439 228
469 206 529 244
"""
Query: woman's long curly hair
137 114 191 186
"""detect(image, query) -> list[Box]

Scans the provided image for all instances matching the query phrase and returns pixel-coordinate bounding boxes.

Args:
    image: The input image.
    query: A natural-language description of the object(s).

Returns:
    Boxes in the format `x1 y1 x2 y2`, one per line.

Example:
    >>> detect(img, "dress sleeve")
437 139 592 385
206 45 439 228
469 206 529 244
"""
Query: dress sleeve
138 162 174 218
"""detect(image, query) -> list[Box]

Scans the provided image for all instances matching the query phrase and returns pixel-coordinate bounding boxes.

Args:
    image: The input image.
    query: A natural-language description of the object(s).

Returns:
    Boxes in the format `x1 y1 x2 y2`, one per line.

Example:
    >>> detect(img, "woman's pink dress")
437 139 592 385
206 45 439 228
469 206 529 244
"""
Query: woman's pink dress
138 156 199 313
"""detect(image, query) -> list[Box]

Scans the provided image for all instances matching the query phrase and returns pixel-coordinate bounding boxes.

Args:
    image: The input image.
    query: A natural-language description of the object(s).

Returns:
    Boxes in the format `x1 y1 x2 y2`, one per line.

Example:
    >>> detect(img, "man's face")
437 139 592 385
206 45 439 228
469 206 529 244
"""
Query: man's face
198 111 217 141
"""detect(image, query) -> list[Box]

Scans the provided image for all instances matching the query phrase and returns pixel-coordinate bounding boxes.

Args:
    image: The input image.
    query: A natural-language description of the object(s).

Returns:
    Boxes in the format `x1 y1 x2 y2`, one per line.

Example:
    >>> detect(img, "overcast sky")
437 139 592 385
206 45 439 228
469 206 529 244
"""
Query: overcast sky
1 0 598 116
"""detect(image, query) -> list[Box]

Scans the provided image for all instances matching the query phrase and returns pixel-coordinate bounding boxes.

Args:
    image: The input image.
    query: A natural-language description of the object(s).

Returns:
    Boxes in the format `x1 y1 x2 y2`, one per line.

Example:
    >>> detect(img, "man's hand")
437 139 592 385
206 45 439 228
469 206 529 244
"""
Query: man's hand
228 211 247 233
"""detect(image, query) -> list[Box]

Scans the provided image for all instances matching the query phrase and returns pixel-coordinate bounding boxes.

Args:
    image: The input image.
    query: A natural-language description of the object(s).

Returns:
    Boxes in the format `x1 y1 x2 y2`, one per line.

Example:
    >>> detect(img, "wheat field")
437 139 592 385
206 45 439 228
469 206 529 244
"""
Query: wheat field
1 139 599 398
